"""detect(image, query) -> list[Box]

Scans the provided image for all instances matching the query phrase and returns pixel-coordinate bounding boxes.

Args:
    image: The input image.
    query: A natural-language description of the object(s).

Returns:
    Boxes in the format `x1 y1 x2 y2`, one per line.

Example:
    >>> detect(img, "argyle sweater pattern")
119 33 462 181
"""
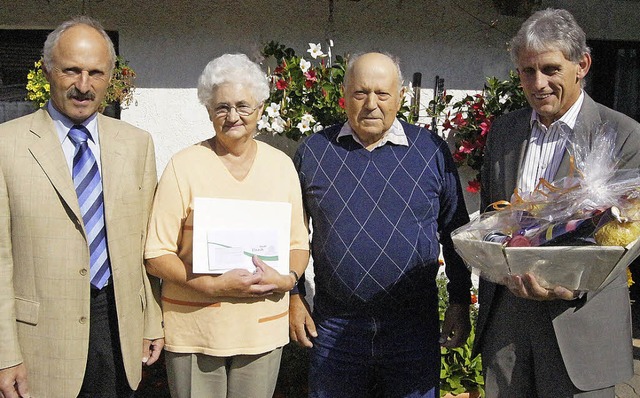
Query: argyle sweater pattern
294 121 471 317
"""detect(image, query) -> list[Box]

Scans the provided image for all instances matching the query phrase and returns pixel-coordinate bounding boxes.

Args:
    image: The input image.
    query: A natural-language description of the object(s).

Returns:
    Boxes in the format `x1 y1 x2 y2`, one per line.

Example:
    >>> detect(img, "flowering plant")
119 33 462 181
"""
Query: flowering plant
431 71 528 193
261 41 415 141
26 55 136 110
260 41 347 140
438 273 483 397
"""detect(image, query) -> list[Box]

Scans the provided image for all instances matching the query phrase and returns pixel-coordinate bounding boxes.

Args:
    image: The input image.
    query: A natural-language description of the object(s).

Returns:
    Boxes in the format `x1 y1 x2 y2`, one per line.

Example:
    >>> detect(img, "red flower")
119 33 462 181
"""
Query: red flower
474 110 486 121
274 65 285 75
452 151 466 162
466 179 481 193
276 79 288 90
451 112 467 128
338 97 345 109
459 140 475 154
442 119 453 131
471 293 478 304
471 101 483 111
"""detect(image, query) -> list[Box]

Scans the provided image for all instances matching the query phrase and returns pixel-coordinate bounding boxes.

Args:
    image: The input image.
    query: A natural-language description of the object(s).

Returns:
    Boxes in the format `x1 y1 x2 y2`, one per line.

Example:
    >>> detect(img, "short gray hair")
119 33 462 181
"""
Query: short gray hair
510 8 590 64
43 16 116 72
197 53 270 108
344 52 404 93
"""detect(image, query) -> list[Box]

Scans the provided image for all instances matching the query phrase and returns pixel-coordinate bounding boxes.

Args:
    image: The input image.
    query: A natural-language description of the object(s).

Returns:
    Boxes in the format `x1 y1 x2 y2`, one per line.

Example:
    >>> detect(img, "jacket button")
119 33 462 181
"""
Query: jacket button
79 316 87 324
80 268 88 276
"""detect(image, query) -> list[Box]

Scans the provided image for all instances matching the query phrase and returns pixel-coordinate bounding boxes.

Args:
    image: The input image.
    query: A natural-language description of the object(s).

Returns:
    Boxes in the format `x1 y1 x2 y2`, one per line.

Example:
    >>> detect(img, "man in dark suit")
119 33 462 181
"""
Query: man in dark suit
476 8 640 397
0 17 163 397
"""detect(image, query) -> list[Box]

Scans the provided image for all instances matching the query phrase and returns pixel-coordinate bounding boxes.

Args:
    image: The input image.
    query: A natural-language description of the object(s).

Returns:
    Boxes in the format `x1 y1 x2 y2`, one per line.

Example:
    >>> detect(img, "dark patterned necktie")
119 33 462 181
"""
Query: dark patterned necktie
68 125 111 289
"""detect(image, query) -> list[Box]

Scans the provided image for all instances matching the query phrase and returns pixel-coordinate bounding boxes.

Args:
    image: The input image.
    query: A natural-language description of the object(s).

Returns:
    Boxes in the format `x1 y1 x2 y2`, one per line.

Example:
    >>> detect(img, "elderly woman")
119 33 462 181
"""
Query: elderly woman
144 53 309 398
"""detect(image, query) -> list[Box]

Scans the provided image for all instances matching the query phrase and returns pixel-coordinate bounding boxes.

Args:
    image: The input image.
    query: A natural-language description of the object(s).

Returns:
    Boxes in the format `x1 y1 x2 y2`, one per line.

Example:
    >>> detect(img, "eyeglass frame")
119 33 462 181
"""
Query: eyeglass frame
212 102 263 118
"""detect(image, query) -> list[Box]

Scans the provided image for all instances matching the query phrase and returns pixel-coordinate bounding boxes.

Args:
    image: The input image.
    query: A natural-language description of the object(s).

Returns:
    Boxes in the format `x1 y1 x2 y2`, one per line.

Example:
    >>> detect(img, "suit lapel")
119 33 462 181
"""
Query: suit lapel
504 112 532 199
27 108 83 222
97 114 127 218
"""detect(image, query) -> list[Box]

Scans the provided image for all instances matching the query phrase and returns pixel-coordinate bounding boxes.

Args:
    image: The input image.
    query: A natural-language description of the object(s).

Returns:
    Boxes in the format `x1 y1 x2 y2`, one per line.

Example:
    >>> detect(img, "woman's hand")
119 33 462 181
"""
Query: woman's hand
211 267 278 297
252 256 296 293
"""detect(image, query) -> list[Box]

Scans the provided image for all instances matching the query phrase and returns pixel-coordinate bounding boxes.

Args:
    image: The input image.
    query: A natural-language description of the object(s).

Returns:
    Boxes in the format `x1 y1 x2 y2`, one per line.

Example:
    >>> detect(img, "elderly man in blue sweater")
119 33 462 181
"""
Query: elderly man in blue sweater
290 52 473 398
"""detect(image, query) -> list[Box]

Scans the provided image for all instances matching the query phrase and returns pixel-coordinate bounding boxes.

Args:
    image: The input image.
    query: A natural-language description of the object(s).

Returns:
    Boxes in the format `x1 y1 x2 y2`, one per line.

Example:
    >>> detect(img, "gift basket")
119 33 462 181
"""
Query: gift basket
452 122 640 291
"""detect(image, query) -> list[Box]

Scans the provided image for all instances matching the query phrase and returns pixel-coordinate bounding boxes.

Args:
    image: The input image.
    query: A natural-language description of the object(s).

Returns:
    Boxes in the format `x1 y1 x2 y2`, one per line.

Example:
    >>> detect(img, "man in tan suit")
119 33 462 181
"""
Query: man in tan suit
0 16 164 398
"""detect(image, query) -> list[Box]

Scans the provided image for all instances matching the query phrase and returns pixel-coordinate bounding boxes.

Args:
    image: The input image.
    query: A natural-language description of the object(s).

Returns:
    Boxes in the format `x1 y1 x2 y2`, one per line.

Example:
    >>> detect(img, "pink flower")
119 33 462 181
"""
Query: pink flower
459 140 474 154
479 120 491 136
304 70 318 82
452 151 466 162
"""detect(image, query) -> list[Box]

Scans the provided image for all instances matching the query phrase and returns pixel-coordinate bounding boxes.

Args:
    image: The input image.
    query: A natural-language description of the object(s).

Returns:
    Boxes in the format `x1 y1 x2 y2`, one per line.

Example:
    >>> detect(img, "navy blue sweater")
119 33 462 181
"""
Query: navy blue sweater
294 121 471 317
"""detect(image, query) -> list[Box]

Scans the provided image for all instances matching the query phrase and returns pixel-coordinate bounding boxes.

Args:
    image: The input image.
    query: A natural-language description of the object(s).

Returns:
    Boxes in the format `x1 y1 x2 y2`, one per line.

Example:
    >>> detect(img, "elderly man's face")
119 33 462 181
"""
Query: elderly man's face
44 24 112 124
517 48 590 127
344 53 403 147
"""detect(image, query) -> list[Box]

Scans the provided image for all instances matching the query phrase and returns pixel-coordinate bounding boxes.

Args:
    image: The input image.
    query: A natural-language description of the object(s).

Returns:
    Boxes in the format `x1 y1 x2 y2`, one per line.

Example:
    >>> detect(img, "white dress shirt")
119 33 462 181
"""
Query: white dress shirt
517 91 584 194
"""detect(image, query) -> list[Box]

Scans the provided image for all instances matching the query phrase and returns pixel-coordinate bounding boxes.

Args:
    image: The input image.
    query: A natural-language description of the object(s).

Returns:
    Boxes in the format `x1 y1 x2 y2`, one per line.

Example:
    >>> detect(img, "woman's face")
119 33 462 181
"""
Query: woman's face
208 82 264 141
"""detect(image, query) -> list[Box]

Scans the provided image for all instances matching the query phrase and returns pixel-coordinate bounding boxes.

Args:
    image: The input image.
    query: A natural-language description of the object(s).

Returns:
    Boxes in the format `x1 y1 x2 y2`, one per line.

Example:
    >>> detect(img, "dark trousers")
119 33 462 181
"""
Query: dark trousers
78 284 134 398
309 310 440 398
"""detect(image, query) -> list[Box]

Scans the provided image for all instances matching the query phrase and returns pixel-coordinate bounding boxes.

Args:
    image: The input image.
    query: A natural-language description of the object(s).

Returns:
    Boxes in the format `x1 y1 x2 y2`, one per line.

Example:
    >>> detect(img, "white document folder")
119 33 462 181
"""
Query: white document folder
192 197 292 274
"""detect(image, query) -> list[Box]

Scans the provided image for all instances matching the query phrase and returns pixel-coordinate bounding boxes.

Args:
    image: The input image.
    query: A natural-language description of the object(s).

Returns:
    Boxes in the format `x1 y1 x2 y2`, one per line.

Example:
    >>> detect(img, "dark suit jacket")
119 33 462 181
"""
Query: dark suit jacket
476 93 640 390
0 108 163 397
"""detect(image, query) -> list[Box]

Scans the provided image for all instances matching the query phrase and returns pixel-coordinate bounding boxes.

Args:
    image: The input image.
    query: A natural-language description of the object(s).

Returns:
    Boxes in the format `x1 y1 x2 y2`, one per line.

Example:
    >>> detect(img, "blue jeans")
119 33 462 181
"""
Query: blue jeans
309 310 440 398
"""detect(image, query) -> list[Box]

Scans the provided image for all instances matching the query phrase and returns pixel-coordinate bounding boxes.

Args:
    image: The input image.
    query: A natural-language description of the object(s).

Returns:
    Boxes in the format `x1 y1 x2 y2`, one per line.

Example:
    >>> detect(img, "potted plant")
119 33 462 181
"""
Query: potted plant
437 273 484 398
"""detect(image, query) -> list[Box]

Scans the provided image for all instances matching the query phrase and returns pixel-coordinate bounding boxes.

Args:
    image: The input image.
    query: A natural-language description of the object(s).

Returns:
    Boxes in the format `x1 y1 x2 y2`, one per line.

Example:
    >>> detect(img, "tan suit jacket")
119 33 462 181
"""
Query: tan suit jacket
0 108 163 397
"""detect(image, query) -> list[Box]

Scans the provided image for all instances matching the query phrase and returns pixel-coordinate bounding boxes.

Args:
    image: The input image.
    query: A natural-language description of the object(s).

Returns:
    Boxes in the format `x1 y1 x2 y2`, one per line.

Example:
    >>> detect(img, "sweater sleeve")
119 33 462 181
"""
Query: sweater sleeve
436 138 472 305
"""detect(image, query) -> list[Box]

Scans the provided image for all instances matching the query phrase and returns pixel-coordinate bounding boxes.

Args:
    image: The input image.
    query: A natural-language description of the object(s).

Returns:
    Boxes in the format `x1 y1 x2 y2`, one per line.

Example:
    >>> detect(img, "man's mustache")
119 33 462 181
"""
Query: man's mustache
66 87 95 101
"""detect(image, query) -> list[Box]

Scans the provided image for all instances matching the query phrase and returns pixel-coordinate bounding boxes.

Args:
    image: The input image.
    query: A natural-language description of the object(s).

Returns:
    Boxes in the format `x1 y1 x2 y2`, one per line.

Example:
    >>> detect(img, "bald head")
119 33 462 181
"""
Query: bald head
343 52 405 149
344 52 403 93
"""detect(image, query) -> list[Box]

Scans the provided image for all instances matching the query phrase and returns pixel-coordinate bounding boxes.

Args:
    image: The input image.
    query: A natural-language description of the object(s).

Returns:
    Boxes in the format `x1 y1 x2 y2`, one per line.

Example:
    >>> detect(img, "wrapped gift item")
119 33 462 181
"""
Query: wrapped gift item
452 122 640 291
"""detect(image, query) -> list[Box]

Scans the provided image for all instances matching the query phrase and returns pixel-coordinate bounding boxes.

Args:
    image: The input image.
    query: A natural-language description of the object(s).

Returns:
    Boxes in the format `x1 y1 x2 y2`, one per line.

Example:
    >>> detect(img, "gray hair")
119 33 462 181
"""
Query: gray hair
197 53 270 108
344 52 404 93
510 8 590 64
42 16 116 72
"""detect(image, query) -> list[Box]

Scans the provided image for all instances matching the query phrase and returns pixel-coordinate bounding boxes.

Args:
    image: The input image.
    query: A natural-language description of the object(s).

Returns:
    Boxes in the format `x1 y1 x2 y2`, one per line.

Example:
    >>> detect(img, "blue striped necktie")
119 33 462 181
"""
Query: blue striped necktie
68 125 111 289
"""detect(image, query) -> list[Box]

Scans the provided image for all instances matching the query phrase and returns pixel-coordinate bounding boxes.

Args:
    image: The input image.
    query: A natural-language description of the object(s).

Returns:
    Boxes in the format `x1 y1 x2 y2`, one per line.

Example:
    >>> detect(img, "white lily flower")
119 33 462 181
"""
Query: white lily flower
307 43 325 59
296 119 312 134
271 116 286 134
299 58 311 73
258 115 272 131
265 102 281 118
301 113 316 124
